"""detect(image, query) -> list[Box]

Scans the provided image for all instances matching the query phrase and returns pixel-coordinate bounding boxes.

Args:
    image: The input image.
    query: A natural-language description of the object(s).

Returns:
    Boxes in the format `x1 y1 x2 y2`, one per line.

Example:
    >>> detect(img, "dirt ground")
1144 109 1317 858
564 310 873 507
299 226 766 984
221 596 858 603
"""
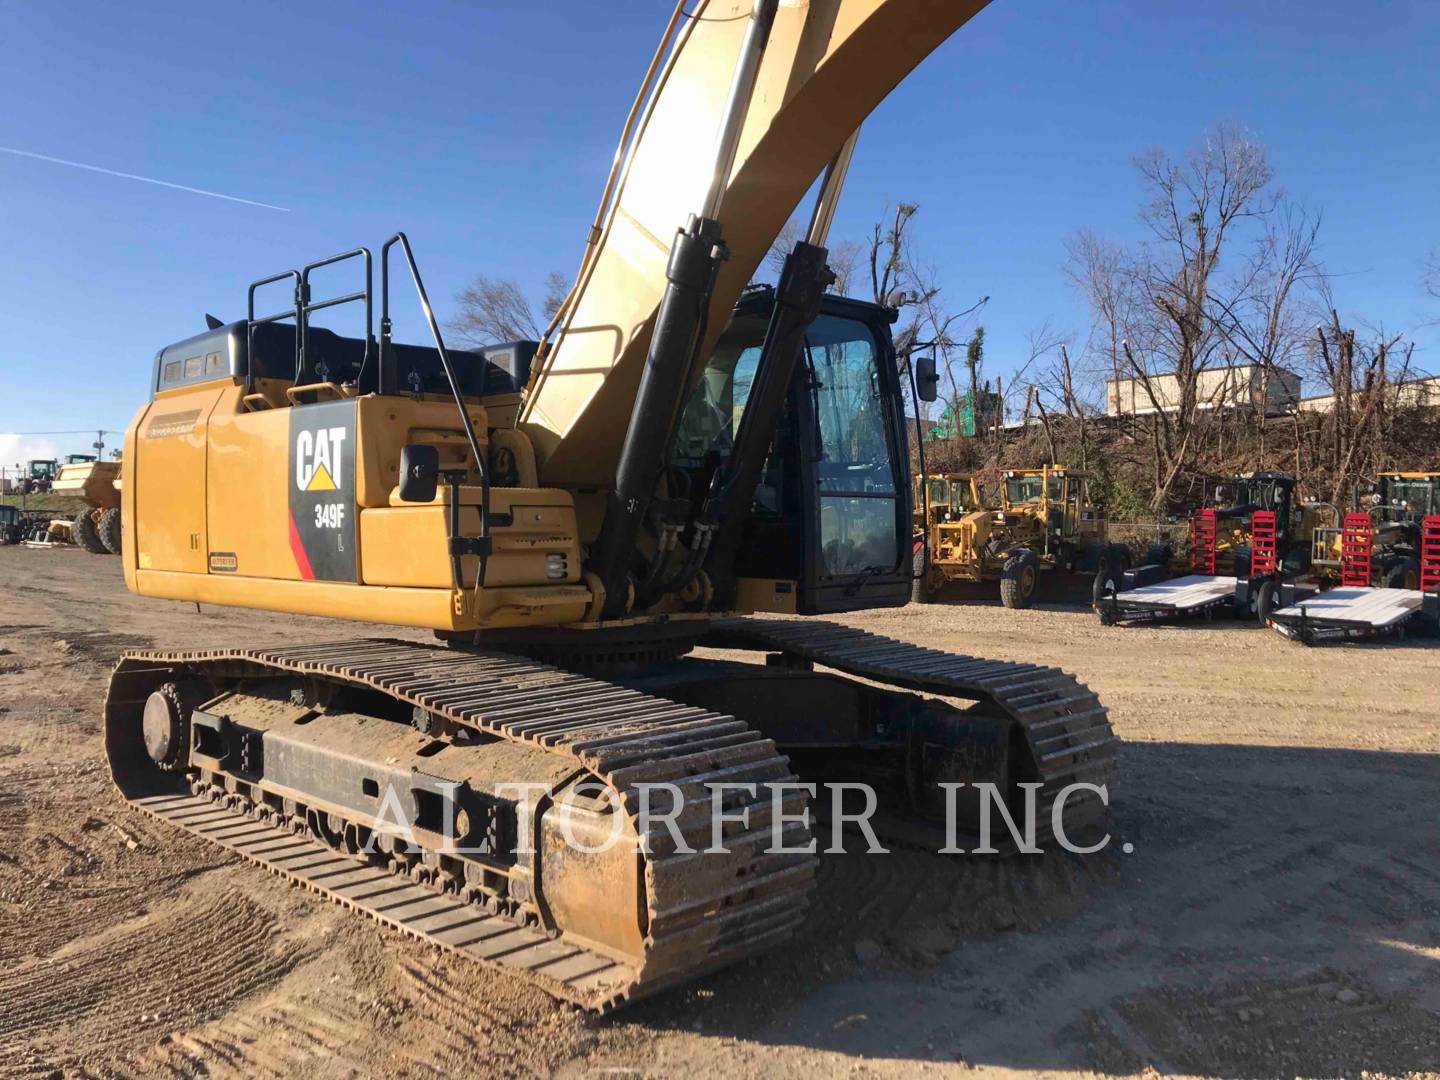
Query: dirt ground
1 547 1437 1079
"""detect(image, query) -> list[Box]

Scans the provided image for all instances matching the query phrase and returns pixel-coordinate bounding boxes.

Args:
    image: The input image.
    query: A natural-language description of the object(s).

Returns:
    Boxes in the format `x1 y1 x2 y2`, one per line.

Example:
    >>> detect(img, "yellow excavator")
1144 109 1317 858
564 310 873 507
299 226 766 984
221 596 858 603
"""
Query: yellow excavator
105 0 1115 1011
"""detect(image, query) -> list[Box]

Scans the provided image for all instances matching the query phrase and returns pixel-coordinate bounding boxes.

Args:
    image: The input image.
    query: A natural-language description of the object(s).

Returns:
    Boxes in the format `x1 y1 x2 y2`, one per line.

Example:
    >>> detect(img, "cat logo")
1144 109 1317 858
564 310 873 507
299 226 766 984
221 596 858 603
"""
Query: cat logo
295 427 347 492
288 401 357 582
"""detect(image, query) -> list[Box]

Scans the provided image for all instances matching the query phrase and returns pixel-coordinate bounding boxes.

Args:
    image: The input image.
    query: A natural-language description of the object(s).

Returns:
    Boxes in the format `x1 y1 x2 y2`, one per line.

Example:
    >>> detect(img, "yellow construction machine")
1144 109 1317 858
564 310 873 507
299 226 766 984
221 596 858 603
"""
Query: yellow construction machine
910 471 989 600
913 465 1115 607
104 0 1115 1011
51 456 122 554
1306 472 1440 590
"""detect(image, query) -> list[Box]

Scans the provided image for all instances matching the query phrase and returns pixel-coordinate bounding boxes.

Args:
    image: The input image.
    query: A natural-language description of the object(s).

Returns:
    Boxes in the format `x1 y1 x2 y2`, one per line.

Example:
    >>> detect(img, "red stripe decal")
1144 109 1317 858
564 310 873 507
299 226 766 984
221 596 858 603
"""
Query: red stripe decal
288 512 315 580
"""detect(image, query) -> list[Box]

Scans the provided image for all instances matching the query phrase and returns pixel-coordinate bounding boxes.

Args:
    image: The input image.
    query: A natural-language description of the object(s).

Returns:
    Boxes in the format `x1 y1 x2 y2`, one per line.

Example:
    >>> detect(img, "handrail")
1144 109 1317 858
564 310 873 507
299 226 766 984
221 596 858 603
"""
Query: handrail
906 346 932 587
284 382 346 406
299 248 373 389
382 232 491 590
246 269 300 396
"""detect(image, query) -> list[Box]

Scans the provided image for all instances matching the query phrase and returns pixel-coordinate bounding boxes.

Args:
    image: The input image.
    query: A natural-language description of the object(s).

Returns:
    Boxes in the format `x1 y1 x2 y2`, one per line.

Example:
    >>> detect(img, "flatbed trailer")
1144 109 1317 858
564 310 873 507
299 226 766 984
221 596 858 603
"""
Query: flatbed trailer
1097 573 1240 625
1268 586 1431 644
1096 507 1285 627
1268 512 1440 644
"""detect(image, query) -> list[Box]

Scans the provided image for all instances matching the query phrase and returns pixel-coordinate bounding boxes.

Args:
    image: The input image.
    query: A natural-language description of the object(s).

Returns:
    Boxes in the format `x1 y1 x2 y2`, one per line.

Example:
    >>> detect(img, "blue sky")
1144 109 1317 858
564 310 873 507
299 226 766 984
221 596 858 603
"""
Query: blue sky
2 0 1436 465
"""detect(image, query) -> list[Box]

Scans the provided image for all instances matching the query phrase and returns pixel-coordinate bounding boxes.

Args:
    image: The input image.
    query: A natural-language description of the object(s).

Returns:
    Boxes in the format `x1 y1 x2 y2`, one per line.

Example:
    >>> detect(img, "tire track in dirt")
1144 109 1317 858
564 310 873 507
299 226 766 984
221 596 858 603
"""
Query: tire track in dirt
0 889 307 1076
118 941 593 1078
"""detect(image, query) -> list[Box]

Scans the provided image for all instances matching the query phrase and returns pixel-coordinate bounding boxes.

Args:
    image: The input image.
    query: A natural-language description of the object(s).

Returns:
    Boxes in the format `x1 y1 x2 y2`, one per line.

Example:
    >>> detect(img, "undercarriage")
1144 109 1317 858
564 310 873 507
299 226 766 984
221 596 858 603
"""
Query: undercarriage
105 619 1116 1010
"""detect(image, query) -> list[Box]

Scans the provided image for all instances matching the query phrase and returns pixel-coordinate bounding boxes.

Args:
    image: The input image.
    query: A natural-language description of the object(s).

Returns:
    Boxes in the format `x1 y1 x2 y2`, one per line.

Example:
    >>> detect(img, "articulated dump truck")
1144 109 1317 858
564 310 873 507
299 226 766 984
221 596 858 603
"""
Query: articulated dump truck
106 0 1116 1011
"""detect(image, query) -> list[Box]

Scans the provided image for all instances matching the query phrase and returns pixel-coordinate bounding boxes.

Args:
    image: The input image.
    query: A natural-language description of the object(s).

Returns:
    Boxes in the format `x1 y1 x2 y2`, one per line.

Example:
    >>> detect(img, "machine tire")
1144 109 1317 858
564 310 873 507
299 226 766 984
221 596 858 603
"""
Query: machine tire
911 547 933 604
1093 545 1129 606
1000 550 1040 609
73 510 108 554
1381 556 1420 591
1092 552 1114 607
1255 578 1278 625
98 508 122 555
1143 543 1173 568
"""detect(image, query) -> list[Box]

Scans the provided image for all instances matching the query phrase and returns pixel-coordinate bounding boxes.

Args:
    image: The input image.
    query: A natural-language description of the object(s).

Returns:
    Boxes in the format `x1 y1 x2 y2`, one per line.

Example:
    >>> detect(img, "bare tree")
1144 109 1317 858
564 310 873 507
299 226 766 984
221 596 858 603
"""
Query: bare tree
906 264 988 428
1084 125 1279 509
451 272 570 347
1063 228 1136 412
764 218 802 279
541 272 569 321
1011 323 1070 461
1310 308 1411 502
1424 246 1440 324
826 239 863 296
1209 200 1324 457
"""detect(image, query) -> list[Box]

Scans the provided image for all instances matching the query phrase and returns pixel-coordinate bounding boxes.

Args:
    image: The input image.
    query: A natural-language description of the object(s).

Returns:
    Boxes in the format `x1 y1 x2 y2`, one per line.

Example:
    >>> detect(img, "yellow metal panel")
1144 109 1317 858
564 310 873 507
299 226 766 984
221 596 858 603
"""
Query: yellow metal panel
354 395 489 508
733 577 798 615
206 387 300 579
361 488 581 589
135 384 227 573
133 569 590 631
120 402 146 590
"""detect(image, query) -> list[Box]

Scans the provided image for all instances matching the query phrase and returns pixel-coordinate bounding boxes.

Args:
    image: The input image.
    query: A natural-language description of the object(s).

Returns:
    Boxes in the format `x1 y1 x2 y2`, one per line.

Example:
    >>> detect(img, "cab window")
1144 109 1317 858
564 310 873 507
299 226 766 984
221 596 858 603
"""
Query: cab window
1006 476 1044 504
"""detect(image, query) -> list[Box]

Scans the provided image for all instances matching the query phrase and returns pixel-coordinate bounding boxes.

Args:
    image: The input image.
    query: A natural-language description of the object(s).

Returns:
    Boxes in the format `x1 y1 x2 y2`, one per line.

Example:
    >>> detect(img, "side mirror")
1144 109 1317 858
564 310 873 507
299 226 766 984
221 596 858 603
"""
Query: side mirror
398 444 439 503
914 355 939 403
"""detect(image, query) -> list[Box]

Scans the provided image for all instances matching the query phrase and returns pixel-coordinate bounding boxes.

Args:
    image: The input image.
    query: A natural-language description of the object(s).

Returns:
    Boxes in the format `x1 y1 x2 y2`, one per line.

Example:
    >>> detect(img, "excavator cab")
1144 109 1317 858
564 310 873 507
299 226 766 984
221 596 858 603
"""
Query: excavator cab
673 286 912 614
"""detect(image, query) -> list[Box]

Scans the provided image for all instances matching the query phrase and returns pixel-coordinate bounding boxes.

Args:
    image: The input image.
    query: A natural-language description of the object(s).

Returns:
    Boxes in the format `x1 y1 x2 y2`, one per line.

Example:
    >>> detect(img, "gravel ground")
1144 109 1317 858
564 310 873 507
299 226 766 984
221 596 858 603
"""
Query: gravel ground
1 547 1437 1078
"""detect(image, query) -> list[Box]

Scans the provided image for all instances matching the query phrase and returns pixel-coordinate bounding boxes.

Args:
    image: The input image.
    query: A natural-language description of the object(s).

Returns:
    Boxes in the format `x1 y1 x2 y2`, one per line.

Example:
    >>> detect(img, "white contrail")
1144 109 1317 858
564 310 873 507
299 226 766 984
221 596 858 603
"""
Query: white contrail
0 145 289 212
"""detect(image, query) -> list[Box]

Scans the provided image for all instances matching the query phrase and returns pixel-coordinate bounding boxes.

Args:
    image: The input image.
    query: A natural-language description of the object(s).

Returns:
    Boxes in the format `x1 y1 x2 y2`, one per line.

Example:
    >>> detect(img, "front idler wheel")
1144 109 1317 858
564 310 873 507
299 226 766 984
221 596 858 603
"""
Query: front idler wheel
142 683 192 769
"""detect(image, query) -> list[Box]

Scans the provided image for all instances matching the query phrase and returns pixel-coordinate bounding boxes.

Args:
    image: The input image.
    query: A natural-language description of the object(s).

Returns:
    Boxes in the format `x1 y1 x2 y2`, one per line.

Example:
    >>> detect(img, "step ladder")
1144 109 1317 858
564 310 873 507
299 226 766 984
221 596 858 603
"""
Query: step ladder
1422 515 1440 593
1250 510 1277 577
1190 509 1217 575
1340 512 1372 587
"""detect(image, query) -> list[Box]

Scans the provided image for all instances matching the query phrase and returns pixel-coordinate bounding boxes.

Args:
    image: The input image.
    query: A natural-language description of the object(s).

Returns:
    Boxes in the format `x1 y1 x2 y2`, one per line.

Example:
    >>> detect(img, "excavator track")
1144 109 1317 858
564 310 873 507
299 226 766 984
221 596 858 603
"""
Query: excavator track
104 623 1118 1010
698 618 1119 846
105 638 817 1012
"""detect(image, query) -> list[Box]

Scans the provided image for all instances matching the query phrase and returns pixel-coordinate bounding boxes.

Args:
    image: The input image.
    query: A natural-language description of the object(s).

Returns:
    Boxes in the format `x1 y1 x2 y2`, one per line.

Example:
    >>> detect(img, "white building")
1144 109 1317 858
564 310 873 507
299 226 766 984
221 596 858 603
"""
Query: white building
1106 364 1302 418
1297 374 1440 413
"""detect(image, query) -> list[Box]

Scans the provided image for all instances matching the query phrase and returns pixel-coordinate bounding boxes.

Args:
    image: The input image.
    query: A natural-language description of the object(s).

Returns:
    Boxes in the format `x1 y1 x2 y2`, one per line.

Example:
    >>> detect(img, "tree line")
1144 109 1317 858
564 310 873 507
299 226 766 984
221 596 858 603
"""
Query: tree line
448 124 1437 518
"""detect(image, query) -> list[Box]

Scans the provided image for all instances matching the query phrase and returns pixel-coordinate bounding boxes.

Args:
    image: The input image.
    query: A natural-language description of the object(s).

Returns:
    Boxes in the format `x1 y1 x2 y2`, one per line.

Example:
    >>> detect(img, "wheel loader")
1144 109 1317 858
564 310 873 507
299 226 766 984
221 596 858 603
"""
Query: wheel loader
50 456 122 555
103 0 1115 1012
913 465 1114 607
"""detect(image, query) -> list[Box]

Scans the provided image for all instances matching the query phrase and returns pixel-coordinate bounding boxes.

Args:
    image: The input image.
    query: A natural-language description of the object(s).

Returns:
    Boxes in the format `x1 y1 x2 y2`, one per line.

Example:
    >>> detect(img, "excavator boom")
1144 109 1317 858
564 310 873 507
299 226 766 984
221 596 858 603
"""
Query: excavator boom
524 0 988 488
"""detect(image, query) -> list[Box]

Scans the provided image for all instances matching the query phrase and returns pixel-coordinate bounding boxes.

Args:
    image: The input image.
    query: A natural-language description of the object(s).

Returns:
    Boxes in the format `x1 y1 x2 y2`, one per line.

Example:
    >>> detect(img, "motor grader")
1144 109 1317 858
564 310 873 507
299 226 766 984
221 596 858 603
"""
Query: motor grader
913 465 1113 607
50 456 122 555
909 471 989 600
1306 472 1440 591
103 0 1115 1011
